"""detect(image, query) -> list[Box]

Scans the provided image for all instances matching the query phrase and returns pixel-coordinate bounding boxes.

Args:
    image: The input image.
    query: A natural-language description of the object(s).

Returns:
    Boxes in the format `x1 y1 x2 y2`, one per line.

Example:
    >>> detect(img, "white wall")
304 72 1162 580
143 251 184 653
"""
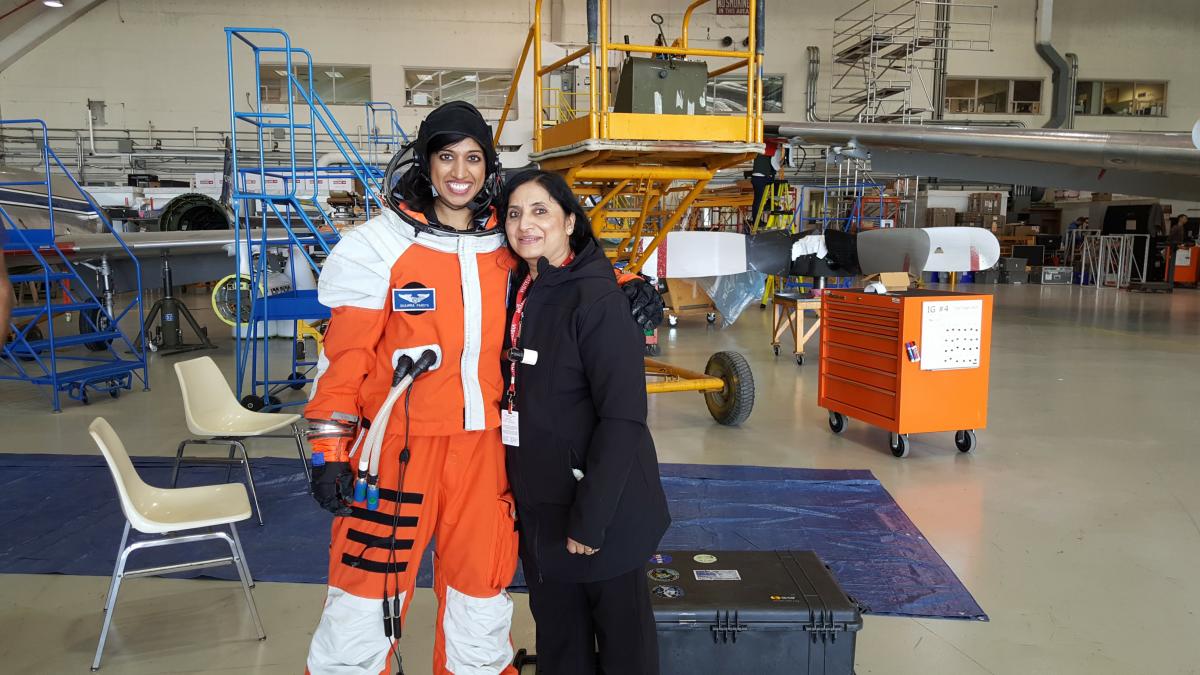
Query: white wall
0 0 1196 138
945 0 1200 131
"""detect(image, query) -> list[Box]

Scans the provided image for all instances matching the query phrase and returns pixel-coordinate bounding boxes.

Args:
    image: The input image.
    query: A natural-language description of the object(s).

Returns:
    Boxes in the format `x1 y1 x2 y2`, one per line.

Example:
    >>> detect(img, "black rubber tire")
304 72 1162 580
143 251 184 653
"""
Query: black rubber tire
241 395 265 412
703 351 755 426
266 395 282 410
795 354 804 366
889 433 910 458
81 309 114 352
110 388 121 399
828 411 846 434
955 430 977 453
644 343 660 357
772 344 780 356
706 312 718 324
289 372 307 391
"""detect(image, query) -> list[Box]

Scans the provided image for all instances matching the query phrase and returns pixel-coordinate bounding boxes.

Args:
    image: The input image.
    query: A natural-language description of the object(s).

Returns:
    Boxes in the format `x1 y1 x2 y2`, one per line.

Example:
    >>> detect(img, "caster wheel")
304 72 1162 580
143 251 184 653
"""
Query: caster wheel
955 430 977 453
289 372 307 391
828 411 846 434
795 354 804 366
241 395 265 412
109 388 121 399
644 343 660 357
80 391 90 405
703 351 755 426
668 315 679 328
706 312 717 324
889 433 910 458
773 344 780 356
266 395 282 410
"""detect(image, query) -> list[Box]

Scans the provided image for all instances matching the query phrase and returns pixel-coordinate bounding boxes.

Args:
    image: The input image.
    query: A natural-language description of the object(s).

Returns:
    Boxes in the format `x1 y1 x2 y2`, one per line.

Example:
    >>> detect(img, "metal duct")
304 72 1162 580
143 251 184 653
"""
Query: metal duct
766 121 1200 177
755 0 765 54
587 0 599 44
805 47 827 122
1065 52 1079 129
1035 0 1071 129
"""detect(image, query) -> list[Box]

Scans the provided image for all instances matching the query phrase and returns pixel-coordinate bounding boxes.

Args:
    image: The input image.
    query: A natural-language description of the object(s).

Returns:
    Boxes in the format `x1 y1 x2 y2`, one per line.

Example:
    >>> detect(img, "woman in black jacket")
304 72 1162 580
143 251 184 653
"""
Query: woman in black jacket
500 170 671 674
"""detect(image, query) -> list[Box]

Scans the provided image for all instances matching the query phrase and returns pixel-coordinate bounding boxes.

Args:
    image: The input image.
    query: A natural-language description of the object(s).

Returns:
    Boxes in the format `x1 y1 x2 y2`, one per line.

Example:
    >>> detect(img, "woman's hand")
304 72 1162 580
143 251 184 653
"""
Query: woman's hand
566 537 598 555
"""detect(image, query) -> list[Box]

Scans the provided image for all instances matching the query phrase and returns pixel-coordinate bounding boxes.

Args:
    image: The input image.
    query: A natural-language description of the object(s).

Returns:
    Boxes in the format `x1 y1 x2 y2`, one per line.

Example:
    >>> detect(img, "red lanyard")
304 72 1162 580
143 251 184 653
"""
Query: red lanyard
507 254 573 411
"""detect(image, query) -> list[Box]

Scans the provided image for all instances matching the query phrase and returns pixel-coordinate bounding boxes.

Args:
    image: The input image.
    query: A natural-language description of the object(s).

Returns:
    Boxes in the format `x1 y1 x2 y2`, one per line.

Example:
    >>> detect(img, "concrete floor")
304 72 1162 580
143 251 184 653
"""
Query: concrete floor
2 283 1199 674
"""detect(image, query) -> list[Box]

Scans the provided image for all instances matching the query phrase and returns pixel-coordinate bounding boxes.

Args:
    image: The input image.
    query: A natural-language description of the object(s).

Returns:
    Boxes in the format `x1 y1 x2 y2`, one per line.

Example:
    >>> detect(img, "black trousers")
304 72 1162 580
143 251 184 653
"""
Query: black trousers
526 565 659 675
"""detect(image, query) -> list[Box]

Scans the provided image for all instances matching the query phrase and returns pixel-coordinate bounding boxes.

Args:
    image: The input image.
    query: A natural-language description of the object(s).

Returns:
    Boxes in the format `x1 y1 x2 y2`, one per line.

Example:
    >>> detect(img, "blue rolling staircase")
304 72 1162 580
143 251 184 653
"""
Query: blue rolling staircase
225 27 390 411
0 120 148 412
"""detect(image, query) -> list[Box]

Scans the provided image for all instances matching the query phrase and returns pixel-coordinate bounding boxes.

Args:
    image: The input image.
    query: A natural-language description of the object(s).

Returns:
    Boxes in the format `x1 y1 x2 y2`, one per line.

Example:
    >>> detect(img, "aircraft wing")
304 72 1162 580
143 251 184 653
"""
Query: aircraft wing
767 121 1200 200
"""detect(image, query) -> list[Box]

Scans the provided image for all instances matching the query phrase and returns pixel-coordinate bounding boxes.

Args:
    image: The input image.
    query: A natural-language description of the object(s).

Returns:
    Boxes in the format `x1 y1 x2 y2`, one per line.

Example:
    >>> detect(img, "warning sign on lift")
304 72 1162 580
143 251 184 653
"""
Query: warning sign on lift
716 0 749 15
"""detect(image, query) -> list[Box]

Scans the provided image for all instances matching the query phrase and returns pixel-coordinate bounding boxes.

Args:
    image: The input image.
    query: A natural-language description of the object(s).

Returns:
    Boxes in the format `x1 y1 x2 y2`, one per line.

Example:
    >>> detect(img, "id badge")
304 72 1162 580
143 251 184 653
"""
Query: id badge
501 409 520 447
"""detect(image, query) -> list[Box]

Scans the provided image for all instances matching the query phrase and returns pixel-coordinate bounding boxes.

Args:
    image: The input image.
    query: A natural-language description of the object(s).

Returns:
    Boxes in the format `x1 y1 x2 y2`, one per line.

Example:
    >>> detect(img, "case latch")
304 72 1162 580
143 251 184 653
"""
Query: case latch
710 610 748 644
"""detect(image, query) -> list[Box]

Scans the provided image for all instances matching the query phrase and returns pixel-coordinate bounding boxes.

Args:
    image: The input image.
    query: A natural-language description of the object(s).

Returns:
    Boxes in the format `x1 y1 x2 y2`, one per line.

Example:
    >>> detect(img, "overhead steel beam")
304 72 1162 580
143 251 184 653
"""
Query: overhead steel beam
0 0 107 73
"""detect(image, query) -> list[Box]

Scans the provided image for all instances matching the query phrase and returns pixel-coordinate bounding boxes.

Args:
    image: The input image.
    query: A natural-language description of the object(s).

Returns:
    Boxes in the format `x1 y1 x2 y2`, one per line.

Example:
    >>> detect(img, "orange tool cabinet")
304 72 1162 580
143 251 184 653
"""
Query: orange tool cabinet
818 289 993 458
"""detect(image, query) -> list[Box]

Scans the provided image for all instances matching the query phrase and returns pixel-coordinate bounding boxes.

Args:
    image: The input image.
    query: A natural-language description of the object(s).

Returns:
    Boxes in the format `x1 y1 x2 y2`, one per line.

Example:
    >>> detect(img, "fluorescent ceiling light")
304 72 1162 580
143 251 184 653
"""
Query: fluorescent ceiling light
325 70 343 79
44 0 64 6
274 70 290 77
462 74 479 82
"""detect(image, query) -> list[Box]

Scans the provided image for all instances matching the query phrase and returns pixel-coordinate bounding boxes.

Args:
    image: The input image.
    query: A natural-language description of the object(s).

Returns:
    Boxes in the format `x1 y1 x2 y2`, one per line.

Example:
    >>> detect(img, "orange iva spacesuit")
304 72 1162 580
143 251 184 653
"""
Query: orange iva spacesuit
305 201 519 675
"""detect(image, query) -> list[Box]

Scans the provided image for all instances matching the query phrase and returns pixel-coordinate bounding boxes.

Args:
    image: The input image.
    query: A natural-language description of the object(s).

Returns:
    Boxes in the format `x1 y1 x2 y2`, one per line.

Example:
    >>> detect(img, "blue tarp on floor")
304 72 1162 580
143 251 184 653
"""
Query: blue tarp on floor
0 454 985 621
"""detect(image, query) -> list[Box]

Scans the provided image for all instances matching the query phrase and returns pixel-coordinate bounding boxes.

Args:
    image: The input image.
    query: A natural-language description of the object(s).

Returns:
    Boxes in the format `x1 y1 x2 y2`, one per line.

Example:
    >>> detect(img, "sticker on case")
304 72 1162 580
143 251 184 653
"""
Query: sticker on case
694 569 742 581
648 568 680 582
652 585 685 599
693 554 718 564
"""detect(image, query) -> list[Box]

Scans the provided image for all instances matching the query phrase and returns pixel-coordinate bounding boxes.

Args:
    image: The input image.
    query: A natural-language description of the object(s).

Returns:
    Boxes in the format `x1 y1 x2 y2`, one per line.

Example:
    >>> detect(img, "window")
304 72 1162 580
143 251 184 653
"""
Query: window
1075 80 1166 117
706 74 784 114
945 78 1042 115
259 64 372 105
405 69 513 110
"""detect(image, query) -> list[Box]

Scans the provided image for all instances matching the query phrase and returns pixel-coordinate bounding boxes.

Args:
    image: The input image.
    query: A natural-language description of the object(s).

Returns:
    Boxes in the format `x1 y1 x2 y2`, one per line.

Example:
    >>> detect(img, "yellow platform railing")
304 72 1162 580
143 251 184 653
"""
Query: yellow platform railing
495 0 764 152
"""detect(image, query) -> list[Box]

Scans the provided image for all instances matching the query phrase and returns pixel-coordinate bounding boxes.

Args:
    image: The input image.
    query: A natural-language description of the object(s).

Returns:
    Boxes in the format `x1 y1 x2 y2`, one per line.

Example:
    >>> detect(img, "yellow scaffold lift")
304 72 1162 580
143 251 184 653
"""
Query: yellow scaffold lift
497 0 765 425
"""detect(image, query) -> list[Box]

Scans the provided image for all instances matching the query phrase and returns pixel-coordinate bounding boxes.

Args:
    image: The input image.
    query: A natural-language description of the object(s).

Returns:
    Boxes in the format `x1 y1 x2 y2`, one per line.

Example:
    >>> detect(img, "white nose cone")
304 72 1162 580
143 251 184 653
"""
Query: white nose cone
1193 119 1200 150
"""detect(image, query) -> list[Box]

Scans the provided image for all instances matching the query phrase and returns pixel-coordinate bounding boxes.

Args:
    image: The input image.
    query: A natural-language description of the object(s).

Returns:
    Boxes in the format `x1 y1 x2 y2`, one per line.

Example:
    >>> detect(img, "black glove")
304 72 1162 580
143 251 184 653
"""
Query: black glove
622 277 665 332
311 461 354 516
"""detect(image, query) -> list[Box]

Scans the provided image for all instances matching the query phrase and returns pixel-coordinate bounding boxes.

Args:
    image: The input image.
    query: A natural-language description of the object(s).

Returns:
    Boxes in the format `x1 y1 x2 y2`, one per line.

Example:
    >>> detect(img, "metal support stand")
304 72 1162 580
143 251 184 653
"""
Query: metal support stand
140 250 216 355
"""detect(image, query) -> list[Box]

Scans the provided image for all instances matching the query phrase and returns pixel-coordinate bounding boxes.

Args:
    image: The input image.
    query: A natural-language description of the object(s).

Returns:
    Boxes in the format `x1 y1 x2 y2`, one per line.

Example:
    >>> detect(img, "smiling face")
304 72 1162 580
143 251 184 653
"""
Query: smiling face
428 136 487 215
505 180 575 271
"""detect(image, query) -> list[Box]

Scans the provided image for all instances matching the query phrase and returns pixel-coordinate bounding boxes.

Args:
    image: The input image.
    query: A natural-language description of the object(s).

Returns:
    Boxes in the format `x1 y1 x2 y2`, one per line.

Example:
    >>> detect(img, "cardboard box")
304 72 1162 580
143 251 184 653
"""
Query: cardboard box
968 192 1003 215
926 207 956 228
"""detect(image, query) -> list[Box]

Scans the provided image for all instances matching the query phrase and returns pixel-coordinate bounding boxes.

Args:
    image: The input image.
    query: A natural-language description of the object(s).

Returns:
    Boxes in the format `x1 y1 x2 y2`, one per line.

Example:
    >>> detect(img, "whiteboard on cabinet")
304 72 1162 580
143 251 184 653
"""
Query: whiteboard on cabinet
920 300 982 371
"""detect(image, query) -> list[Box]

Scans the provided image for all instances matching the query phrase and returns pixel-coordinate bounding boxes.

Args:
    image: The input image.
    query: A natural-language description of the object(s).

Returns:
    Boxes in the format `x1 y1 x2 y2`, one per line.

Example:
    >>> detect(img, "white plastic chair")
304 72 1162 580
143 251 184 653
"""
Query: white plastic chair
172 356 310 525
89 417 266 671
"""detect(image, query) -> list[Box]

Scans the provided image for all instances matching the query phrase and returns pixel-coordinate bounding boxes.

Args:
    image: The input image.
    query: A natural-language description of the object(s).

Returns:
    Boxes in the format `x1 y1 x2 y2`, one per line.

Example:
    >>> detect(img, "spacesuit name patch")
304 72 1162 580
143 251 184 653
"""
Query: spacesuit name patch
392 287 437 313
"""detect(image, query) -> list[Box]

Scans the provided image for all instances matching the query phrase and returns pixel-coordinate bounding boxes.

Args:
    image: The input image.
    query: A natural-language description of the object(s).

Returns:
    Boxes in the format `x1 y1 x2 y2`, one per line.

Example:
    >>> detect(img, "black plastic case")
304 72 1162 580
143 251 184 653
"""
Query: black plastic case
647 550 862 675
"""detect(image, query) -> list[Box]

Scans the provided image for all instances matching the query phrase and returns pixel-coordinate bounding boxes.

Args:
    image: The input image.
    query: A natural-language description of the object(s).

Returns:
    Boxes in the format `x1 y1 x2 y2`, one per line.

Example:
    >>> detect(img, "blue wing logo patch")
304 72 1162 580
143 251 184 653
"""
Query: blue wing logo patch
392 286 436 314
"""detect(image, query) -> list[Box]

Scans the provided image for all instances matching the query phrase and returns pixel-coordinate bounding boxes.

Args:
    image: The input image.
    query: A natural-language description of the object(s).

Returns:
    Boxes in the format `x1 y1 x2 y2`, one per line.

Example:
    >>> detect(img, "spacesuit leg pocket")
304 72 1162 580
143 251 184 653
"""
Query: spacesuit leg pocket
491 493 520 590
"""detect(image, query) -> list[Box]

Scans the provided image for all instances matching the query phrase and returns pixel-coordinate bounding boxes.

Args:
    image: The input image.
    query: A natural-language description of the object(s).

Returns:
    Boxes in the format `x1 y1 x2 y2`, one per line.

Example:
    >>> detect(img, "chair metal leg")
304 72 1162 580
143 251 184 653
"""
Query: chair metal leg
227 523 267 640
92 538 133 670
102 521 131 611
224 442 237 483
232 441 264 526
170 440 192 488
292 424 312 488
228 522 255 589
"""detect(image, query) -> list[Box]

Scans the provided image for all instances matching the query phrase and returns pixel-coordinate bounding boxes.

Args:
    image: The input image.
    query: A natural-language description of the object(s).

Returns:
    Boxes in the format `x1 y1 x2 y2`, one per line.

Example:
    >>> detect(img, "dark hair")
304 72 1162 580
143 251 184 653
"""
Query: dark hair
501 169 598 255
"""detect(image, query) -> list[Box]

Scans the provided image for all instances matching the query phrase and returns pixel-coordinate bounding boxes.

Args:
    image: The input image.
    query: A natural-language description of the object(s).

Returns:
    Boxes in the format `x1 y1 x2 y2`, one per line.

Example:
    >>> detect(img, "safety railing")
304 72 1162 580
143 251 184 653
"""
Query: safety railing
495 0 764 152
0 119 148 411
